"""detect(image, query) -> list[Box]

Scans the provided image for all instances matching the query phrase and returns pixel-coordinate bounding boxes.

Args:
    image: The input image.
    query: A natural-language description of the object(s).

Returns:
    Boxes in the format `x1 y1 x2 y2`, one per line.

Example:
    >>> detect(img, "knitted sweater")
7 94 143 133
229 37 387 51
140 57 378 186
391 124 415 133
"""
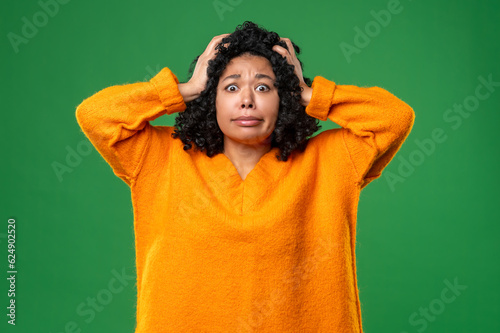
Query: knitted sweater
75 67 414 332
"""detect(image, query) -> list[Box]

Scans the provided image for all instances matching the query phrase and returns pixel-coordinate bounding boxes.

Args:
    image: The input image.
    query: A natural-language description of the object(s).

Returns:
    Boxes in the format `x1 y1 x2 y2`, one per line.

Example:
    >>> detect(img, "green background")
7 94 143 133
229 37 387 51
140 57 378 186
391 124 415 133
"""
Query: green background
1 0 499 332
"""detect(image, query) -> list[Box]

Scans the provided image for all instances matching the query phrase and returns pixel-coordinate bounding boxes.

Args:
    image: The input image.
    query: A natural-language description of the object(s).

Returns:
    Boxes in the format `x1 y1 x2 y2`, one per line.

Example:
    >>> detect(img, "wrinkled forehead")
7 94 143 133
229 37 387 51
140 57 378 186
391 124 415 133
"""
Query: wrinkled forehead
220 53 275 78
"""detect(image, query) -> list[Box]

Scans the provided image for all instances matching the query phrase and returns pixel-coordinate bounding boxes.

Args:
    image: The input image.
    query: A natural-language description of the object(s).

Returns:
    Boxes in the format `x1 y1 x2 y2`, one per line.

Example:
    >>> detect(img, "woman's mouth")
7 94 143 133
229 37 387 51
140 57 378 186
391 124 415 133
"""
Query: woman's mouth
232 116 263 126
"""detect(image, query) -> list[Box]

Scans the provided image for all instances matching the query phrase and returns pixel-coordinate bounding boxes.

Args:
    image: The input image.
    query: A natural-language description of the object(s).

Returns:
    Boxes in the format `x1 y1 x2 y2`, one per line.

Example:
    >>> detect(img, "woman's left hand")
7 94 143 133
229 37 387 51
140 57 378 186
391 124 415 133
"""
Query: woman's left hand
272 38 312 107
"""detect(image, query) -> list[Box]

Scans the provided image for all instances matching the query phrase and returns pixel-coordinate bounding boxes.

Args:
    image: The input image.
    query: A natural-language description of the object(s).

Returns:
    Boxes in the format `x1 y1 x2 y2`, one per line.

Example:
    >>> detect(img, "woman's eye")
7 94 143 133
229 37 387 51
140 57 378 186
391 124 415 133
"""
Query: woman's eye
256 84 270 92
226 84 238 92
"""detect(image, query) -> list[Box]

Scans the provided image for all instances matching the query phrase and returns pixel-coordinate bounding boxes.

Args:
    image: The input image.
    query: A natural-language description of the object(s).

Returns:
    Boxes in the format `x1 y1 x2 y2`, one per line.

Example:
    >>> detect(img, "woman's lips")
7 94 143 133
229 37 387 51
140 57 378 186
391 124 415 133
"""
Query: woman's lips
233 117 263 126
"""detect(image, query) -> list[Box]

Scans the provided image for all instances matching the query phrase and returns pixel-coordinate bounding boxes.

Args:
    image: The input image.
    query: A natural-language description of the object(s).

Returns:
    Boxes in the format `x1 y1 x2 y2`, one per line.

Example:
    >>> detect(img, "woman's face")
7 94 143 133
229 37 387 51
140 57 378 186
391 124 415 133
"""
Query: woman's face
215 54 280 148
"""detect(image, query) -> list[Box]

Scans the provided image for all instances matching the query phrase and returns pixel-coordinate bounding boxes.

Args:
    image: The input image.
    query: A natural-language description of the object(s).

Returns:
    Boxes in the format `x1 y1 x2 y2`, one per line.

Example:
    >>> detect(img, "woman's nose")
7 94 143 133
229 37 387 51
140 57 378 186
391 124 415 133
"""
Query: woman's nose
240 88 254 109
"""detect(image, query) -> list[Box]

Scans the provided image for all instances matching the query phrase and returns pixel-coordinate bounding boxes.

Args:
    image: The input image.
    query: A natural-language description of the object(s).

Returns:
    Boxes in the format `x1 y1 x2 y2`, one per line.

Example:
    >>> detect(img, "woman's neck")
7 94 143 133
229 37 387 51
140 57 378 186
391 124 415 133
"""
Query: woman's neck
222 137 272 180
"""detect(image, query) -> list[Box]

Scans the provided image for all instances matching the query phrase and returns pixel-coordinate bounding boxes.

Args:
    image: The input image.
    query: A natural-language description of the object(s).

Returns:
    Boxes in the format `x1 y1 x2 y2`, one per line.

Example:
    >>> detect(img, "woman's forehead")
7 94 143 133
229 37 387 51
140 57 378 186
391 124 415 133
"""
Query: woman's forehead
222 55 275 77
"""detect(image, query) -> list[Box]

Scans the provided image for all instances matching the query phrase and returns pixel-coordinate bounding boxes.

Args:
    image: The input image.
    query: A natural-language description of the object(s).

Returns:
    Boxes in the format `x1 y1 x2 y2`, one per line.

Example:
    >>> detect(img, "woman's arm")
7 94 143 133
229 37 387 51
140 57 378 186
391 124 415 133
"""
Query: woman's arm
178 34 230 102
75 67 186 185
274 38 414 188
306 76 415 188
75 34 229 185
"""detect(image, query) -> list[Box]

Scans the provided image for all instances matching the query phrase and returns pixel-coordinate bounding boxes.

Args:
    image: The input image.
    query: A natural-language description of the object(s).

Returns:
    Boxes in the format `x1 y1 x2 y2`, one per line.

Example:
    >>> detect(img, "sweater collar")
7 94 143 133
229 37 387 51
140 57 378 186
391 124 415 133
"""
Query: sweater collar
194 147 289 214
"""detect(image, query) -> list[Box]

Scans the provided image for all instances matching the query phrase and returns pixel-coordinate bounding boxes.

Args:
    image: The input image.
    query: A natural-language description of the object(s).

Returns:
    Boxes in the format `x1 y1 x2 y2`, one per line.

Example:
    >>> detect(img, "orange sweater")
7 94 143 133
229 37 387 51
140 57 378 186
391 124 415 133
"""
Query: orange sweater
76 67 414 332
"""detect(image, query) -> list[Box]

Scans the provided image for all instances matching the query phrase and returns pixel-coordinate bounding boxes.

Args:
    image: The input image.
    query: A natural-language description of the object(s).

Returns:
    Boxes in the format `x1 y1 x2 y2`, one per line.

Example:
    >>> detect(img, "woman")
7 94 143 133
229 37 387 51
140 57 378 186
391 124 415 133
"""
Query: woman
76 21 414 333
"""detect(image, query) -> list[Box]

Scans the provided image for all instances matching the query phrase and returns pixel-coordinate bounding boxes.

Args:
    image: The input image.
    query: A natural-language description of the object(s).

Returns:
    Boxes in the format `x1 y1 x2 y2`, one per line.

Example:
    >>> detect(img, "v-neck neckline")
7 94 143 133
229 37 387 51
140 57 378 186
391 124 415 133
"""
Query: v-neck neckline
218 147 281 182
194 146 289 187
194 147 289 215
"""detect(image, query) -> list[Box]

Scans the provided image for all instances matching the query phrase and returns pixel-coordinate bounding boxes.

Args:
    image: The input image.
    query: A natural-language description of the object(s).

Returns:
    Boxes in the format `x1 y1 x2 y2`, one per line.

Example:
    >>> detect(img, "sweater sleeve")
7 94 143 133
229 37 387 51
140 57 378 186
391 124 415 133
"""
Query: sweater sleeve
305 76 415 189
75 67 186 185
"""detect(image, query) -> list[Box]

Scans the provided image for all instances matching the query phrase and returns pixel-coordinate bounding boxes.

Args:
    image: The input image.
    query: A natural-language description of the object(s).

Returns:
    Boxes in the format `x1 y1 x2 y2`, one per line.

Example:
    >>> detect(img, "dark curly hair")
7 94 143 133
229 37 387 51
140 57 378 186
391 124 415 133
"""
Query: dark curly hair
172 21 321 161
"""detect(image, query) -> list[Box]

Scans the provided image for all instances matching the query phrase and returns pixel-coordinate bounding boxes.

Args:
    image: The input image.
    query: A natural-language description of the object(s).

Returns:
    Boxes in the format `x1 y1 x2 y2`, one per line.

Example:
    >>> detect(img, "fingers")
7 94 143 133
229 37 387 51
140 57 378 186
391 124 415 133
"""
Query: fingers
210 34 230 47
273 38 297 59
275 38 294 55
272 44 287 56
188 34 229 95
273 38 306 86
203 34 230 59
280 38 295 55
273 39 298 68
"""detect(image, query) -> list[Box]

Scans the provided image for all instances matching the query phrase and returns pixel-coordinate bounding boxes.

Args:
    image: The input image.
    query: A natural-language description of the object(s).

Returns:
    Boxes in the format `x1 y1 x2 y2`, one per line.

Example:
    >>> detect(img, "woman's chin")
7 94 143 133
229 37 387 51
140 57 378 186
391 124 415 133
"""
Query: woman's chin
223 133 273 147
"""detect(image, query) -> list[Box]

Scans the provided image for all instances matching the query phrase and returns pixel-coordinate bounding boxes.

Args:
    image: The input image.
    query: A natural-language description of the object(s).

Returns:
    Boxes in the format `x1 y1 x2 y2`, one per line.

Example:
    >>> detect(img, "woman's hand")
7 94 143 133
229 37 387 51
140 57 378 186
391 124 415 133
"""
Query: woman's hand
272 38 312 107
178 34 230 102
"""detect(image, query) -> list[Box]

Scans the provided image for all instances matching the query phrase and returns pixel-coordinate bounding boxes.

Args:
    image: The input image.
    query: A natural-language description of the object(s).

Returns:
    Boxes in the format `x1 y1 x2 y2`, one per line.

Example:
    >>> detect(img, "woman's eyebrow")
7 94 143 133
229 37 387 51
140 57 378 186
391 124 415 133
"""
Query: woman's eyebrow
222 74 240 81
222 73 275 82
255 73 274 81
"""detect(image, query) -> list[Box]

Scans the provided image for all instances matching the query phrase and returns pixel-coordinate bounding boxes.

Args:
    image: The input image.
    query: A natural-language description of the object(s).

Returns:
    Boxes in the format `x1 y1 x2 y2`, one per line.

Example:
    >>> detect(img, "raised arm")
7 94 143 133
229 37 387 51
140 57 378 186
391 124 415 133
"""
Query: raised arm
75 34 230 185
273 39 415 188
305 76 415 188
75 67 186 185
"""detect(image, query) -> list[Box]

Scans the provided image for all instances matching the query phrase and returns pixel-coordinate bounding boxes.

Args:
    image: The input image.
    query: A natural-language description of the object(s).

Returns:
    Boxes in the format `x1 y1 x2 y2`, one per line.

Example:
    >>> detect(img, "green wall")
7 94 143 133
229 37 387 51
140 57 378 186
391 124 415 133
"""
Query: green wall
1 0 499 332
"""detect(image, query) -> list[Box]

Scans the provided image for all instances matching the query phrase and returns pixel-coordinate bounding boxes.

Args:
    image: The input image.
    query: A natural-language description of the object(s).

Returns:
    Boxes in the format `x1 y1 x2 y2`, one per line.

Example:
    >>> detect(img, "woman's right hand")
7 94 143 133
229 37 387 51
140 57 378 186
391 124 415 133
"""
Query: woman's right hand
178 34 229 102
